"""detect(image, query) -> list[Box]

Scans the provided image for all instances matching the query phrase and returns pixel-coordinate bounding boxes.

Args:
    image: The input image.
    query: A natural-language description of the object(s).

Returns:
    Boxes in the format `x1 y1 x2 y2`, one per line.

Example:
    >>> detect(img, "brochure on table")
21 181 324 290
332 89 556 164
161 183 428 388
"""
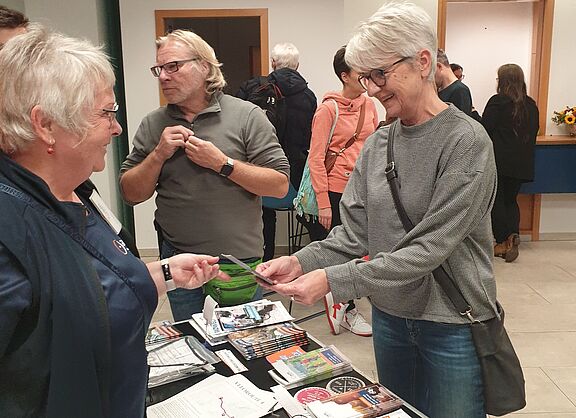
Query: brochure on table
190 296 294 345
146 373 278 418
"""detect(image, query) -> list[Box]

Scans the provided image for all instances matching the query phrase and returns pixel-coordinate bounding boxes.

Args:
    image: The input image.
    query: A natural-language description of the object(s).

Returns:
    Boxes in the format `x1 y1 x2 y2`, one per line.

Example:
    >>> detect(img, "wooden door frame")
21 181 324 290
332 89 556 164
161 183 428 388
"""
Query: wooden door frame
154 8 269 104
437 0 554 135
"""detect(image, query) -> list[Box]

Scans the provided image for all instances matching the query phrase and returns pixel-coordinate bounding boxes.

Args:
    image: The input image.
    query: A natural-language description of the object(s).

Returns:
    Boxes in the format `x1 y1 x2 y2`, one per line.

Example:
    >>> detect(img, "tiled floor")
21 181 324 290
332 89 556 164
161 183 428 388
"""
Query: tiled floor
150 240 576 417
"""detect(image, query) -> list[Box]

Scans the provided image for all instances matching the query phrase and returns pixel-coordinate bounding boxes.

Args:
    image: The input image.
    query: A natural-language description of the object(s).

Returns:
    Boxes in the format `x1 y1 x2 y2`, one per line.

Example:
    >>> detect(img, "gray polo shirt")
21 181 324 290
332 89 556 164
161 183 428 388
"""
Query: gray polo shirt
120 92 290 258
296 106 499 324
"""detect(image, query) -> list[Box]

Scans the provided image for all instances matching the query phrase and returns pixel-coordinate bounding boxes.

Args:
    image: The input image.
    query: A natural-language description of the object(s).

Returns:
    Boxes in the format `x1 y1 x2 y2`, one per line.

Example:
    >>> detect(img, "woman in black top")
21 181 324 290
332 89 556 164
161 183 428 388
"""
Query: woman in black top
482 64 539 262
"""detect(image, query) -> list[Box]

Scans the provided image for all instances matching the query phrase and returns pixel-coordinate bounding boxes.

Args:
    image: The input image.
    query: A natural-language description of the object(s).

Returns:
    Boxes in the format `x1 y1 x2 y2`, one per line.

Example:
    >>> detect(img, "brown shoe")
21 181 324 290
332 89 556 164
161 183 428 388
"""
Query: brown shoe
494 242 508 258
504 233 520 263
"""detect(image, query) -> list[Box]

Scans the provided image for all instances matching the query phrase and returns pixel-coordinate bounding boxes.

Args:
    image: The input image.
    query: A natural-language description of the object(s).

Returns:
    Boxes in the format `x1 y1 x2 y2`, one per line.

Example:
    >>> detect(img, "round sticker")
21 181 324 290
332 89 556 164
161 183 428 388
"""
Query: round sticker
294 387 333 405
326 376 366 394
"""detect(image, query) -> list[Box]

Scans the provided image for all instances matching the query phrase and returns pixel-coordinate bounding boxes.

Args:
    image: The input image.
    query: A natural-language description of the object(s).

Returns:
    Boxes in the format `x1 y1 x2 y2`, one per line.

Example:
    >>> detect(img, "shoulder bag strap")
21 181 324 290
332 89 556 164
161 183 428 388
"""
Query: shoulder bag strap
0 182 151 321
384 124 473 318
324 99 339 154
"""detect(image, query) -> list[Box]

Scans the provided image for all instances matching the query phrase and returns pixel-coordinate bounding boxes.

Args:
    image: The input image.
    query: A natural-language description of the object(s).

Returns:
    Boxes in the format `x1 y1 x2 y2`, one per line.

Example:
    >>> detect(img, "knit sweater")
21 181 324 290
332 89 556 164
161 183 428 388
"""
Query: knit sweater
308 92 378 208
296 105 499 323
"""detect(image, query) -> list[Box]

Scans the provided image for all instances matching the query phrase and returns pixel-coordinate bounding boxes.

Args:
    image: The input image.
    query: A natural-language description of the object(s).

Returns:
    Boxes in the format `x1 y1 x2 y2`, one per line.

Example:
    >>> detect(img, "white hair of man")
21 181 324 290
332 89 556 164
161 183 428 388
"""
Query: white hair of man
346 1 437 81
271 42 299 70
156 30 227 97
0 25 115 154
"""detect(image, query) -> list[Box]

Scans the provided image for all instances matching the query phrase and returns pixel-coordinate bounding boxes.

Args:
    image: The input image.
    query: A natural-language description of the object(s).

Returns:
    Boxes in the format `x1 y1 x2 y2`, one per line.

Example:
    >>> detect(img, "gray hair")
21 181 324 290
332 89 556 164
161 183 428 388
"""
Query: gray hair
346 2 437 81
271 43 299 70
0 25 115 154
156 30 226 97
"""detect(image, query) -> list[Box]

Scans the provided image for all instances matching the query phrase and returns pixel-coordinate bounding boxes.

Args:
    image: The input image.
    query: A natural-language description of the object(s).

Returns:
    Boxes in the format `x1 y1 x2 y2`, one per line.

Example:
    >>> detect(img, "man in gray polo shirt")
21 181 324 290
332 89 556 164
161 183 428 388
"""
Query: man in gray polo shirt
120 30 290 320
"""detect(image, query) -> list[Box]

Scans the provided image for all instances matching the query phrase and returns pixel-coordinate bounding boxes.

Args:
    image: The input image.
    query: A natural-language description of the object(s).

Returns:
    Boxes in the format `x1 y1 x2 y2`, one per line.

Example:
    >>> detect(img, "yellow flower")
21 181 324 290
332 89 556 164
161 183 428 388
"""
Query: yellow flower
565 114 576 125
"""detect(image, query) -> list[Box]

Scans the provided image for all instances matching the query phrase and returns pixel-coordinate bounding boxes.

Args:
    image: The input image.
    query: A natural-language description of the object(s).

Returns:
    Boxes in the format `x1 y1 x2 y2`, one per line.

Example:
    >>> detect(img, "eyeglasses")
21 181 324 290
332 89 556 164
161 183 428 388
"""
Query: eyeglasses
150 58 198 77
101 103 119 127
358 57 411 90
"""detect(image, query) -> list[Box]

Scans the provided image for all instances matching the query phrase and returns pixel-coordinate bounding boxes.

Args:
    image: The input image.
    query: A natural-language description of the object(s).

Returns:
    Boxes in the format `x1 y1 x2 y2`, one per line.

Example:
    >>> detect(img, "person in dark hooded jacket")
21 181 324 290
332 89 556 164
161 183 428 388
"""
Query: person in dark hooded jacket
237 43 317 261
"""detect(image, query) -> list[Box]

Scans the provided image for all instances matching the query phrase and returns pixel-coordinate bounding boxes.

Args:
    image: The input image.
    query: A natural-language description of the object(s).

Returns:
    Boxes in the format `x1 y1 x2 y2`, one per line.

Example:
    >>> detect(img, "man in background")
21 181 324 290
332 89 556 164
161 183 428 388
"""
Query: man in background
120 30 289 320
450 63 464 81
237 43 317 261
435 49 477 117
0 6 28 46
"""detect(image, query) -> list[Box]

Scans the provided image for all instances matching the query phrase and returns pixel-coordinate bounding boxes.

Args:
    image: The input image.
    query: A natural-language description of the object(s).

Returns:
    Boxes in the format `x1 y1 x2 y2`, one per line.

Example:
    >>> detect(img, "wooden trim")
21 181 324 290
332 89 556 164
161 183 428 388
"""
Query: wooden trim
437 0 447 49
531 194 541 241
530 1 543 100
258 10 269 76
537 0 554 135
536 134 576 145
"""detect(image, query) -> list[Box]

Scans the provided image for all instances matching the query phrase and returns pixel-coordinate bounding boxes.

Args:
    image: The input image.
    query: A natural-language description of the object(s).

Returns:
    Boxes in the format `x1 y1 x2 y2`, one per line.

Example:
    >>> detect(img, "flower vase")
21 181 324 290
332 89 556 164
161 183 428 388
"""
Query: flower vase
568 124 576 137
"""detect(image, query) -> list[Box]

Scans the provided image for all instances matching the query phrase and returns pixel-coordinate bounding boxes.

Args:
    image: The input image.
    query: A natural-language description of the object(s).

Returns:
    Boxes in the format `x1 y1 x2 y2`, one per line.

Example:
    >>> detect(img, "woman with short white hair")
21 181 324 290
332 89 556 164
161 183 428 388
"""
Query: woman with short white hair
258 3 499 417
0 26 227 416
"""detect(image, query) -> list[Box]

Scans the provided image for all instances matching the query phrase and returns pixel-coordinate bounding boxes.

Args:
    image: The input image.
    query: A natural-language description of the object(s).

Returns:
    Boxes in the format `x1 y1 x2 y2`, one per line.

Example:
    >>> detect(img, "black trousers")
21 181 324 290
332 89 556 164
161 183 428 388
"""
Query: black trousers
492 175 522 244
262 207 277 262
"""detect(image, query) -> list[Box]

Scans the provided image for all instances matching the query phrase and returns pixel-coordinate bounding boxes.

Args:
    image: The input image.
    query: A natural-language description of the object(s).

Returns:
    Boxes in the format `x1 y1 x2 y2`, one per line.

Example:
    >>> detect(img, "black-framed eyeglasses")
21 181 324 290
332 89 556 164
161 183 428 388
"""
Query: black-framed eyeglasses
150 58 198 77
101 103 119 127
358 56 411 90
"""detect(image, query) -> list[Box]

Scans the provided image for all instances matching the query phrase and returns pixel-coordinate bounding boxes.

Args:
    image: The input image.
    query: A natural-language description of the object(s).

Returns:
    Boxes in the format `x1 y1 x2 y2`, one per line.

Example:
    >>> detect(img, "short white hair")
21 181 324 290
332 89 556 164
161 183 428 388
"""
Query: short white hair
271 43 299 70
346 2 437 81
0 25 115 153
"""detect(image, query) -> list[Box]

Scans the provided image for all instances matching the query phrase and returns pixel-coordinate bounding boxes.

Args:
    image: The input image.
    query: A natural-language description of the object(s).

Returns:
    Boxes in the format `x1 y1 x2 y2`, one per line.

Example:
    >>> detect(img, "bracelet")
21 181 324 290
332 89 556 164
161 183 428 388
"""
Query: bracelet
160 259 176 292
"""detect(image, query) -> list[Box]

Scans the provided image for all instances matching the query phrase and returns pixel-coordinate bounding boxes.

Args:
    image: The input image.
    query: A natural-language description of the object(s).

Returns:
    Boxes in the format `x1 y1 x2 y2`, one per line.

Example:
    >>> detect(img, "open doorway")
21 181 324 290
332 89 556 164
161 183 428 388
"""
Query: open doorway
155 9 268 100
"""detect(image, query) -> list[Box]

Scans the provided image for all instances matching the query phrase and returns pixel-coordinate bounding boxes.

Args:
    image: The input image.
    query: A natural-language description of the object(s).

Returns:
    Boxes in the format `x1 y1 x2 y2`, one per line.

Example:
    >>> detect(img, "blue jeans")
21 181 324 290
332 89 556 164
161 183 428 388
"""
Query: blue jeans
161 241 262 321
372 307 485 418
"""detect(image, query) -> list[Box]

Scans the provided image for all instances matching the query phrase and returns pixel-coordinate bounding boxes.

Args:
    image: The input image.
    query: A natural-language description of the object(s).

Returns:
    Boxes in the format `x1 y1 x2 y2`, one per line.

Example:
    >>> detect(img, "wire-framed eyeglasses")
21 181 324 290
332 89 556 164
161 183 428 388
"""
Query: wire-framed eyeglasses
358 57 411 90
101 103 119 126
150 58 198 77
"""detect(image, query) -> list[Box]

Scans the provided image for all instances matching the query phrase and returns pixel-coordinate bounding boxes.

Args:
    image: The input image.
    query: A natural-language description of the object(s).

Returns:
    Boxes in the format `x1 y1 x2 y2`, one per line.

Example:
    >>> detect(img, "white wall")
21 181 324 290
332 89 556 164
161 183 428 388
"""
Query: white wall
445 2 533 115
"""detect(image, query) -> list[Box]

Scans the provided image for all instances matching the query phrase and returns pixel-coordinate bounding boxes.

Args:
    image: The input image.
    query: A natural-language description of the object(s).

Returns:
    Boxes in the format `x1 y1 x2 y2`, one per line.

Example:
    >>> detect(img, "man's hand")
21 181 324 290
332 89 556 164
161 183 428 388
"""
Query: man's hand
184 135 227 172
154 126 192 161
255 256 303 285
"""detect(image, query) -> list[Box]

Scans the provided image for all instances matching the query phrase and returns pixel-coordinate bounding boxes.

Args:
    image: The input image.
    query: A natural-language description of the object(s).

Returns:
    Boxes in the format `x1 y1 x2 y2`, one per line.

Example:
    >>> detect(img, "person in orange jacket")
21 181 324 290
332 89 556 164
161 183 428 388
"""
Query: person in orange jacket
307 46 379 336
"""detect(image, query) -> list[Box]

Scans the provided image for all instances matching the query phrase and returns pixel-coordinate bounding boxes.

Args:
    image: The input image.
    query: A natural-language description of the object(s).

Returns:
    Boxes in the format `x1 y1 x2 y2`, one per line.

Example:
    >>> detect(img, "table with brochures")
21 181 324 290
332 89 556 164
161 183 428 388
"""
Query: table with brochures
146 320 427 418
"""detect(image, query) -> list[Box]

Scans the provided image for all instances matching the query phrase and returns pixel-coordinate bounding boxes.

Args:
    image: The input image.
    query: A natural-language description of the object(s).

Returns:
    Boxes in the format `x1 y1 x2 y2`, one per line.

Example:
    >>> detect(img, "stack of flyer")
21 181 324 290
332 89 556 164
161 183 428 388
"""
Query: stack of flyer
227 322 309 360
268 345 352 389
306 383 406 418
190 299 293 345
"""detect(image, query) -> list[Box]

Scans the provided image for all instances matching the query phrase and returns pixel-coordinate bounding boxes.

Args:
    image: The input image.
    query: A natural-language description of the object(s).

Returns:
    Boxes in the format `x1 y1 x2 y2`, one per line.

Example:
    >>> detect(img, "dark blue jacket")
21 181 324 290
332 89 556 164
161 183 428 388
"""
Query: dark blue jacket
0 154 111 417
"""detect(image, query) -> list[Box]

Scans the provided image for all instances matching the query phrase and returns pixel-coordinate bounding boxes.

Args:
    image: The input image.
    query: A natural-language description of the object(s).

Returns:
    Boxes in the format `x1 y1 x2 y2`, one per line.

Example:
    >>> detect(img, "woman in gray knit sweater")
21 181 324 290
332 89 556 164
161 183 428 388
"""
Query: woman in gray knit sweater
257 3 499 418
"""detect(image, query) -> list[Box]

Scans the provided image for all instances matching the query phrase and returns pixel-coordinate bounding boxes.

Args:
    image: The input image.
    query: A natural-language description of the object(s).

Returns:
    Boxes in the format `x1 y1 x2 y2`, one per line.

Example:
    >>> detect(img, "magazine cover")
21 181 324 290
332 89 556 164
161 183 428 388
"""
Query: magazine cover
215 300 292 332
307 383 404 418
269 345 352 388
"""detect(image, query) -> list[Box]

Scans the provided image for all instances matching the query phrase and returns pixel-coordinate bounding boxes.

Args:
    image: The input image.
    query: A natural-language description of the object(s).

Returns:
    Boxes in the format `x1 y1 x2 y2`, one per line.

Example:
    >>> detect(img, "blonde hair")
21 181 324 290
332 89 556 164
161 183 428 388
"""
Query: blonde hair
156 30 226 96
0 25 115 154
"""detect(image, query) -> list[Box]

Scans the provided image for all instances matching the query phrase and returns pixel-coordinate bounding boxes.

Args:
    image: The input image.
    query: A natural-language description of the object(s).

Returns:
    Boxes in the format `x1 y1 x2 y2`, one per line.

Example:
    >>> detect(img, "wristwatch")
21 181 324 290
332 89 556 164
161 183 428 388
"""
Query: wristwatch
219 157 234 177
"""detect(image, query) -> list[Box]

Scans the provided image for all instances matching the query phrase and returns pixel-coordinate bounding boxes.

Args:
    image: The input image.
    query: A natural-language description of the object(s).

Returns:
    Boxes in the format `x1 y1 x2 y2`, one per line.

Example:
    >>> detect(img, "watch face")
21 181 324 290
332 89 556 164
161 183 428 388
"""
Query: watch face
219 161 234 177
326 376 366 394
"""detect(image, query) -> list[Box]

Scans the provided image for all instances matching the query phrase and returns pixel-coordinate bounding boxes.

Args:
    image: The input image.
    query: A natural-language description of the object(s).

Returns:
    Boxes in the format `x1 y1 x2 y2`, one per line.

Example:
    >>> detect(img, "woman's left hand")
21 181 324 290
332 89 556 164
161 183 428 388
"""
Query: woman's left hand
169 254 230 289
272 269 330 305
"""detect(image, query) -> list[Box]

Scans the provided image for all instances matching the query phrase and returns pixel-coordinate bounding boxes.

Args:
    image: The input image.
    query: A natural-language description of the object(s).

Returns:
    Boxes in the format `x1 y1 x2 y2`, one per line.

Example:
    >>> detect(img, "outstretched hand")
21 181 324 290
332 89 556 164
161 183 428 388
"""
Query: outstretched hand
255 256 303 286
169 254 230 290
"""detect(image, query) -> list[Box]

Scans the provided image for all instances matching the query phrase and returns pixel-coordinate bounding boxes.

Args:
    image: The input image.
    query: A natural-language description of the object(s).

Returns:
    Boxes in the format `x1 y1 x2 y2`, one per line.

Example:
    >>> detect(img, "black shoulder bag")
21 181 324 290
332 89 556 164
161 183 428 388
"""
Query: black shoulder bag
384 123 526 416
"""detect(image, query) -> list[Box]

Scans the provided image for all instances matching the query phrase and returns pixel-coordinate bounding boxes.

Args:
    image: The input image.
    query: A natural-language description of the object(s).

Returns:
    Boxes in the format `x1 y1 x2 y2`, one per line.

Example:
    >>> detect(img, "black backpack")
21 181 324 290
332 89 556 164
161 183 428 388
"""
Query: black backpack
243 76 287 141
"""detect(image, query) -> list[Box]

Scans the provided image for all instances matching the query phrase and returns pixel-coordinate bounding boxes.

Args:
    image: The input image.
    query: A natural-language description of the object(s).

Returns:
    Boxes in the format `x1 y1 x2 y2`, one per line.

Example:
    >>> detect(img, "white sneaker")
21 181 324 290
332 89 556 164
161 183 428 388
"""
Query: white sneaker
341 308 372 337
323 293 349 335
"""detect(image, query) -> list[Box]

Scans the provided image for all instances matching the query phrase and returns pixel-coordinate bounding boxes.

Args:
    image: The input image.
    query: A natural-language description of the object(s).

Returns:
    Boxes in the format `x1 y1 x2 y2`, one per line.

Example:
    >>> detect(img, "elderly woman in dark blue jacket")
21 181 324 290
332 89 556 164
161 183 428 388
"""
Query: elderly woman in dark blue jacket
0 26 227 417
